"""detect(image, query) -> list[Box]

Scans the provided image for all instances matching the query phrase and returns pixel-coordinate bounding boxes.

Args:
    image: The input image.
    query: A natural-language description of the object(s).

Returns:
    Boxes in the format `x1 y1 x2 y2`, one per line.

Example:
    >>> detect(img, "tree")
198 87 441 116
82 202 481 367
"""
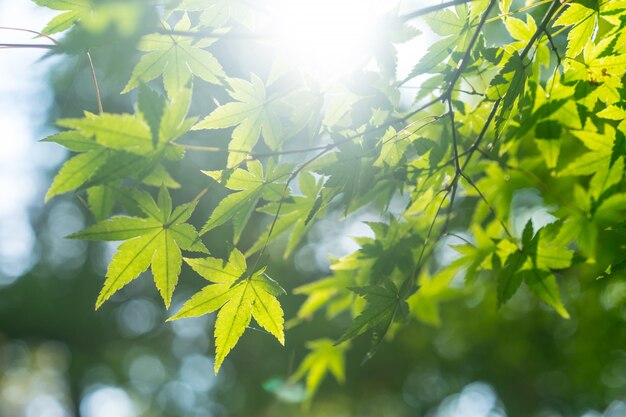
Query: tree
5 0 626 414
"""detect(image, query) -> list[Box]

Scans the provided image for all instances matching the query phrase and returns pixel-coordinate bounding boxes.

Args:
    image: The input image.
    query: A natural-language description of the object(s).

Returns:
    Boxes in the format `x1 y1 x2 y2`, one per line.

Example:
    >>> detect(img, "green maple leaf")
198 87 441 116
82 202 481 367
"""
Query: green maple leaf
407 37 456 78
374 127 412 167
59 113 153 155
358 219 422 282
45 149 110 202
122 14 225 97
427 6 468 37
496 221 570 318
43 140 180 202
293 272 355 322
522 269 570 319
69 187 207 309
488 51 529 135
553 1 598 59
178 0 255 29
139 87 197 148
201 160 292 243
32 0 90 34
497 250 525 307
336 280 406 360
559 125 614 177
193 75 283 167
598 105 626 133
504 14 537 44
45 112 159 203
407 264 463 327
564 37 626 92
247 172 326 258
33 0 143 36
58 88 197 156
45 90 195 202
535 222 574 271
169 249 285 373
87 185 116 221
314 145 380 214
290 338 348 402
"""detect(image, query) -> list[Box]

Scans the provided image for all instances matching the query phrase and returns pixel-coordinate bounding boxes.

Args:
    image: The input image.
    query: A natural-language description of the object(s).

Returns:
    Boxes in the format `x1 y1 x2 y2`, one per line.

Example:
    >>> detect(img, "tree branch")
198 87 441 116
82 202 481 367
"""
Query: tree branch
0 43 55 49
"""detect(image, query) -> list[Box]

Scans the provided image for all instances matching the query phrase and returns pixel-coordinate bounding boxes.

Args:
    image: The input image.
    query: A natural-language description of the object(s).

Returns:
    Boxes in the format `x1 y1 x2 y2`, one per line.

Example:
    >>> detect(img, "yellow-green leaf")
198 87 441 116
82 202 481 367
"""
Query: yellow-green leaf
46 149 109 201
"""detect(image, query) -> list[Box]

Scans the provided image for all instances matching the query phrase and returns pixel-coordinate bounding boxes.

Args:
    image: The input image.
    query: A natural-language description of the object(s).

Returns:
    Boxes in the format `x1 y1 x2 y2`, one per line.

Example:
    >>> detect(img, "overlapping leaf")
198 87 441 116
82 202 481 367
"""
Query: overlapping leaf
336 279 407 360
122 14 225 97
169 249 285 373
201 160 292 243
32 0 90 34
45 89 194 203
247 172 326 258
193 75 283 167
559 125 614 177
290 339 348 402
496 221 570 318
553 1 598 59
70 187 207 309
33 0 143 36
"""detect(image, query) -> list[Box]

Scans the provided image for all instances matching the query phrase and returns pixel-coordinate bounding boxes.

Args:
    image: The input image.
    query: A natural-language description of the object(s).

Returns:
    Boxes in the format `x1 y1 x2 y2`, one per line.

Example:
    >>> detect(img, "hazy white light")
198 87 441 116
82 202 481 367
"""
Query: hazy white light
80 386 137 417
268 0 387 79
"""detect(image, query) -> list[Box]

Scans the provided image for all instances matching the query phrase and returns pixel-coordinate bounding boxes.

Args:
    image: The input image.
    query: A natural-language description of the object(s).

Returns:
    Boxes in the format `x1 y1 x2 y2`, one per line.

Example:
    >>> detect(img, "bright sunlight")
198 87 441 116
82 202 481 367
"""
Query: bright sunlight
267 0 392 79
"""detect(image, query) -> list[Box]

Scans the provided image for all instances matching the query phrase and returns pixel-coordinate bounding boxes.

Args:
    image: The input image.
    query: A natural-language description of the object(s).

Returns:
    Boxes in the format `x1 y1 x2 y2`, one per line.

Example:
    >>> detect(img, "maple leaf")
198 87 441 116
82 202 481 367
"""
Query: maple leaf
32 0 90 34
290 339 348 402
293 272 355 322
247 172 326 258
496 221 570 318
358 219 422 282
45 149 110 202
169 249 285 373
122 14 225 97
58 88 196 156
560 125 614 177
69 187 207 309
314 144 380 215
407 264 463 327
33 0 143 36
522 268 570 319
178 0 255 29
201 160 292 243
336 279 407 361
193 75 283 167
45 90 195 202
497 250 525 307
553 1 598 59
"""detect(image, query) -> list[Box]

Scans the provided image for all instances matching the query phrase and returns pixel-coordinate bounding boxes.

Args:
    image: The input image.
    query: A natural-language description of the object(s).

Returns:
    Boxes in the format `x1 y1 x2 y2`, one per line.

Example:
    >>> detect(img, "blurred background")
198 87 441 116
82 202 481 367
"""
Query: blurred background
1 1 626 416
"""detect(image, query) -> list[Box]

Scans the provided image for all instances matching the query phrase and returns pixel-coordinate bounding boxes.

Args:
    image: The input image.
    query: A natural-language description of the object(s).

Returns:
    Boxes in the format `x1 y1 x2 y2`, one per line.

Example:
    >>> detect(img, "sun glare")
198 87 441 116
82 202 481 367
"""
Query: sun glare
267 0 389 80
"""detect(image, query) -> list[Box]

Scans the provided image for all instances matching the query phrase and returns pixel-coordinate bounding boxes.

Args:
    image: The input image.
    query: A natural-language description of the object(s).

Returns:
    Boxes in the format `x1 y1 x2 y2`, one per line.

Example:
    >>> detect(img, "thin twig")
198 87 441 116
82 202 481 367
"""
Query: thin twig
0 26 104 114
459 171 514 239
0 26 58 44
86 51 103 114
544 28 562 68
0 43 55 49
